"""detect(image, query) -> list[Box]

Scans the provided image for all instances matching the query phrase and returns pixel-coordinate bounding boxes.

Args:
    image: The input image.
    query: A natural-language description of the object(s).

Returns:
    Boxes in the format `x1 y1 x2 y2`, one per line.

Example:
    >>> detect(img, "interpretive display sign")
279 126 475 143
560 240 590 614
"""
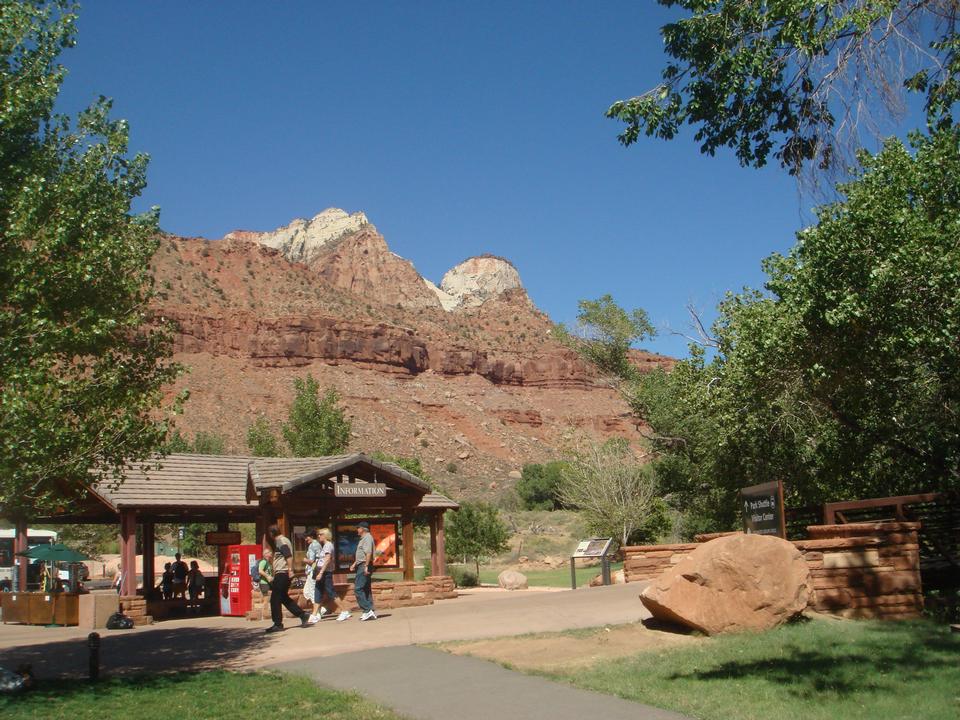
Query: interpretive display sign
740 480 786 538
572 537 614 558
335 519 400 570
570 537 615 589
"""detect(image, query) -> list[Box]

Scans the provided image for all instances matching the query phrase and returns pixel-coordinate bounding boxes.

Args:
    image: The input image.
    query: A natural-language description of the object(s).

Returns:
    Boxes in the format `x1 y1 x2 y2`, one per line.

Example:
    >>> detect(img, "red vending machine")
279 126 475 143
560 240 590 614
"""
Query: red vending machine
219 544 260 616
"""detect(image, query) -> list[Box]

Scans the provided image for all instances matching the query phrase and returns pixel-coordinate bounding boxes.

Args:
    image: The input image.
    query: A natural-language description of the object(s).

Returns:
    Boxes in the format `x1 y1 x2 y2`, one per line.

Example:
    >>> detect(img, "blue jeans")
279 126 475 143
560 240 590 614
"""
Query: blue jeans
354 563 373 613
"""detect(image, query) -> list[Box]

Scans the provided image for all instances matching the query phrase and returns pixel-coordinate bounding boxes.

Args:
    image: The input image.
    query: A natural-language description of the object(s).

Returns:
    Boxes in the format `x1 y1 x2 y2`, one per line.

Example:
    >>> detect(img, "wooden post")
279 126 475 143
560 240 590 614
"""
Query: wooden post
255 510 268 551
402 512 415 581
142 521 155 597
429 513 439 577
436 511 447 576
15 518 28 592
217 521 229 580
119 510 137 596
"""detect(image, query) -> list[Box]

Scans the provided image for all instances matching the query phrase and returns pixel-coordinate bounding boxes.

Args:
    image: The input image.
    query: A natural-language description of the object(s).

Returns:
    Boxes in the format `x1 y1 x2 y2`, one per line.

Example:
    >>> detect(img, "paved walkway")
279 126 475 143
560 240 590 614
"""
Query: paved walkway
273 645 690 720
0 583 651 676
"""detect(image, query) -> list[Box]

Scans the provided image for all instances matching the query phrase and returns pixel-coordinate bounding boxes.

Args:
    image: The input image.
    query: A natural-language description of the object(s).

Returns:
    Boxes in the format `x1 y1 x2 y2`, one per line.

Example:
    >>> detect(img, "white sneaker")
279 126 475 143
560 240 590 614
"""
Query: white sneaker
336 611 351 622
307 614 320 625
360 610 377 621
318 607 327 618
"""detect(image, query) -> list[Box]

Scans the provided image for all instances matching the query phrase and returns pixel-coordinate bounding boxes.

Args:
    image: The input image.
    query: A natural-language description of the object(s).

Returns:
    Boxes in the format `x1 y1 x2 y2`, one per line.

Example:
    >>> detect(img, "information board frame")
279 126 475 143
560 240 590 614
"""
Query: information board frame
334 518 401 571
571 537 614 559
569 536 615 589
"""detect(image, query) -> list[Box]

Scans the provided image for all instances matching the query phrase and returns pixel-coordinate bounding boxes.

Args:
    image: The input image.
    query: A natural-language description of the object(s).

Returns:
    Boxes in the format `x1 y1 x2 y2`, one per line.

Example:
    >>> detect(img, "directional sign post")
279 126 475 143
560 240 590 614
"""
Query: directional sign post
740 480 787 539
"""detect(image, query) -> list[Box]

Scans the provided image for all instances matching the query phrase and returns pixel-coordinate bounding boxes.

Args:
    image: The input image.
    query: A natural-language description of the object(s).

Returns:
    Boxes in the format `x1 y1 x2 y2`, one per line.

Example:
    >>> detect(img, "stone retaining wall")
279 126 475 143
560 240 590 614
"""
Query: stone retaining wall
799 522 923 619
623 522 923 620
246 575 458 621
119 595 152 626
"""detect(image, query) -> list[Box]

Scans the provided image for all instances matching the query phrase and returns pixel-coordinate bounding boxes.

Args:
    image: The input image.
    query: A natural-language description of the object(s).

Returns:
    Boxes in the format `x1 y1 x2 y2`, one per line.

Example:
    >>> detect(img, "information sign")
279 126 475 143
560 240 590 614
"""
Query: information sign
205 531 241 546
740 480 786 538
334 483 387 498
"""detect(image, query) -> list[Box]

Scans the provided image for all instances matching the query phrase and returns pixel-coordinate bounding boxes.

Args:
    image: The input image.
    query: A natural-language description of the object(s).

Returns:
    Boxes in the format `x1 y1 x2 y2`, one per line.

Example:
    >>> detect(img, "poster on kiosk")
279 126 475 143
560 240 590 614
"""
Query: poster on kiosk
219 544 260 616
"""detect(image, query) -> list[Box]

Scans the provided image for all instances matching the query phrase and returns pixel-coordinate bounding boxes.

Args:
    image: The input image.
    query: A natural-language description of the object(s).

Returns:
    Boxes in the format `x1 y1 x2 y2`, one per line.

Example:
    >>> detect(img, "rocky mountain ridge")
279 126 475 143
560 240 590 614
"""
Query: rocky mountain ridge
152 209 673 499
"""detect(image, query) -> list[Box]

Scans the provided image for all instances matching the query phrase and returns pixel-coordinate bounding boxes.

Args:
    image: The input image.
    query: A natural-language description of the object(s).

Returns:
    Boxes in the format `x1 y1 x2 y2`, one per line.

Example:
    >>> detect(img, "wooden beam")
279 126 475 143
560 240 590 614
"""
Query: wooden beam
142 521 155 597
119 510 137 596
15 519 28 591
436 511 447 576
402 512 415 581
429 512 439 577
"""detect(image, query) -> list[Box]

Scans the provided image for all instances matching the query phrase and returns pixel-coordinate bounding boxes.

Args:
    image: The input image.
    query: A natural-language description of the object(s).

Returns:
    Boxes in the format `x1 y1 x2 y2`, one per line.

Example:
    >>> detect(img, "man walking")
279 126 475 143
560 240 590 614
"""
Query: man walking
349 521 377 621
264 525 311 633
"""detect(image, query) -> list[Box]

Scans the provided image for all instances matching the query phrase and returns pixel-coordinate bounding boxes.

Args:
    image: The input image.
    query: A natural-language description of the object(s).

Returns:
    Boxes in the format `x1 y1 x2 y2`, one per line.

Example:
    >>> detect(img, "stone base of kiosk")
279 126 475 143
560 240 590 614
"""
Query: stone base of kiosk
119 595 153 626
78 592 119 629
245 575 458 621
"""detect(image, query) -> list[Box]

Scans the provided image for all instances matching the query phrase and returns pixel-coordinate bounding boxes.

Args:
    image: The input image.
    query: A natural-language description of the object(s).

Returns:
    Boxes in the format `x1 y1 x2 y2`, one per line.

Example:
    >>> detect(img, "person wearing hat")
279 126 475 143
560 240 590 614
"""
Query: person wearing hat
348 521 377 621
264 525 312 633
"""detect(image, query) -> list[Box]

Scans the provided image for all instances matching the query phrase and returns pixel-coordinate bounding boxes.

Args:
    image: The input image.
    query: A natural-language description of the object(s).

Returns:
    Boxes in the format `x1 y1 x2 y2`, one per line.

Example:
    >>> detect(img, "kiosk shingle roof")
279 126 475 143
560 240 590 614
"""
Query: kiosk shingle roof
89 452 443 511
92 454 254 509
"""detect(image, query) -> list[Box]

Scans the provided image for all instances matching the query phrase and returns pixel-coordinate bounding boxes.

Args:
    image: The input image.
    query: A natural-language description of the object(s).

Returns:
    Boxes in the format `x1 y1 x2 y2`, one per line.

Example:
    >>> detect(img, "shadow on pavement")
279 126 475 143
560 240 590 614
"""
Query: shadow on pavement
0 626 273 680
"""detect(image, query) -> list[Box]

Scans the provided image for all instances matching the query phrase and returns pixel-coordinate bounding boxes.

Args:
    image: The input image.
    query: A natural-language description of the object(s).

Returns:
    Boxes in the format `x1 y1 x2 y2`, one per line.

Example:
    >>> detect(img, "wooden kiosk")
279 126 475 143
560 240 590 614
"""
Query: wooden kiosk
16 453 458 623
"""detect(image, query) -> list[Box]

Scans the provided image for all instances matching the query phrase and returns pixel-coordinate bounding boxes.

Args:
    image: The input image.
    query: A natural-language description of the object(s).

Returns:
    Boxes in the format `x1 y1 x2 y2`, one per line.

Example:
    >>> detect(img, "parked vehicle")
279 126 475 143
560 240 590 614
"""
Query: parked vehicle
0 529 58 591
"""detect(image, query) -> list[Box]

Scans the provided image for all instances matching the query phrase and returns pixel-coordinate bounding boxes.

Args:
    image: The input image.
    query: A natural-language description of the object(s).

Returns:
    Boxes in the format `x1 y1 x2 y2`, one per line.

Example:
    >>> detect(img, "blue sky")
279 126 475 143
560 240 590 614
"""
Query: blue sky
56 2 812 358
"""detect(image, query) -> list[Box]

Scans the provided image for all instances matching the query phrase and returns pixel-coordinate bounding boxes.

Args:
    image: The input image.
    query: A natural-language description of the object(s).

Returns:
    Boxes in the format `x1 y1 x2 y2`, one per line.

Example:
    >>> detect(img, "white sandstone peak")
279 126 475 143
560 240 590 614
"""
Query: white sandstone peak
225 208 371 263
435 255 524 310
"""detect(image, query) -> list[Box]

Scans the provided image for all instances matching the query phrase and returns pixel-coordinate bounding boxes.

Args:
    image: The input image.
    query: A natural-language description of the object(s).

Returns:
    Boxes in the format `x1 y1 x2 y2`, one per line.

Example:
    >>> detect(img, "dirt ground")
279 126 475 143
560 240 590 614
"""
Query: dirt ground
437 621 705 672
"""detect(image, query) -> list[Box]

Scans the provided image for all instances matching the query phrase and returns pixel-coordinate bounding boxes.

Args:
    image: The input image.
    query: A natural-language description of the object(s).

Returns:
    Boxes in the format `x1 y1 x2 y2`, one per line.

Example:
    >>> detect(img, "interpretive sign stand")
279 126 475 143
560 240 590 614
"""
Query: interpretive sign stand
570 537 614 589
740 480 786 539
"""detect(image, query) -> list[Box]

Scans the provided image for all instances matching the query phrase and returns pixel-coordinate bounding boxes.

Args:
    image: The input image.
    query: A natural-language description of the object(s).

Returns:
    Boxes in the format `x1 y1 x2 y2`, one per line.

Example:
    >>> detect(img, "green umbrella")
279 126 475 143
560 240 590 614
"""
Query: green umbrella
17 543 91 563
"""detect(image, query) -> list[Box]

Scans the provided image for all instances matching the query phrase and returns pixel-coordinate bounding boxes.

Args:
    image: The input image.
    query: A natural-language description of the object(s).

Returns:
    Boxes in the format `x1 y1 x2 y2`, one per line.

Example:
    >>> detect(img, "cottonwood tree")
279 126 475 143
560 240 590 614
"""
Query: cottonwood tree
282 375 352 457
246 416 280 457
445 502 510 578
565 131 960 534
0 1 181 519
609 0 960 177
557 437 667 547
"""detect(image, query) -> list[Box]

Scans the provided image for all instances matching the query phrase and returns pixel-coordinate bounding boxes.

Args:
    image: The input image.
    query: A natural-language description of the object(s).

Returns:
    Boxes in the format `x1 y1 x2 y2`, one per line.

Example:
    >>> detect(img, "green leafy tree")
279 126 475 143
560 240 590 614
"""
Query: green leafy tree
516 461 567 510
568 131 960 532
0 1 181 519
555 295 654 381
161 430 226 455
51 523 116 560
282 375 352 457
557 437 668 546
608 0 960 175
445 501 510 578
370 452 433 488
246 416 280 457
190 431 225 455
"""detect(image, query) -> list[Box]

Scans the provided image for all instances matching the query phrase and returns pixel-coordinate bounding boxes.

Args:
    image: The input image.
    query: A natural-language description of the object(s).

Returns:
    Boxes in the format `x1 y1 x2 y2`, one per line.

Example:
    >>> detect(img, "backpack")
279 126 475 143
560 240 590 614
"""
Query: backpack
106 612 134 630
251 562 260 584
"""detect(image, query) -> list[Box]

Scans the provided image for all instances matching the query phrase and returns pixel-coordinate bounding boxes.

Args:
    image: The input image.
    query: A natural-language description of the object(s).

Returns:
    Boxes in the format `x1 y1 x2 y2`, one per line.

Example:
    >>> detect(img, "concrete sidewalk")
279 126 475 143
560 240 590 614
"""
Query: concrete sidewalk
273 645 691 720
0 582 652 677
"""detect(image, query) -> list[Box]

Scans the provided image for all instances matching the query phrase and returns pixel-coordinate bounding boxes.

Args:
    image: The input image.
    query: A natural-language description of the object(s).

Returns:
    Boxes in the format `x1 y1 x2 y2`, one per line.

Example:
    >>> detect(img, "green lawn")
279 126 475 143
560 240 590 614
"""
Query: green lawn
539 618 960 720
476 562 623 588
0 670 406 720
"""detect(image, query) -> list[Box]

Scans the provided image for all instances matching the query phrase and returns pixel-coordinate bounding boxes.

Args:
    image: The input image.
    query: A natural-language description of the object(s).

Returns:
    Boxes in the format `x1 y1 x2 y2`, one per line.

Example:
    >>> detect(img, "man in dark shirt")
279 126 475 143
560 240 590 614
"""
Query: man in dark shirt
265 525 311 633
171 553 188 598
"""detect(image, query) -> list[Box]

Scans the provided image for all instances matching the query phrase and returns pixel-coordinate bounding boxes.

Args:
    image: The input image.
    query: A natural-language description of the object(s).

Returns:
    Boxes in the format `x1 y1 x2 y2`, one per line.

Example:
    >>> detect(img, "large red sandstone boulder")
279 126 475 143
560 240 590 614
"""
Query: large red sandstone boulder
640 533 811 635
